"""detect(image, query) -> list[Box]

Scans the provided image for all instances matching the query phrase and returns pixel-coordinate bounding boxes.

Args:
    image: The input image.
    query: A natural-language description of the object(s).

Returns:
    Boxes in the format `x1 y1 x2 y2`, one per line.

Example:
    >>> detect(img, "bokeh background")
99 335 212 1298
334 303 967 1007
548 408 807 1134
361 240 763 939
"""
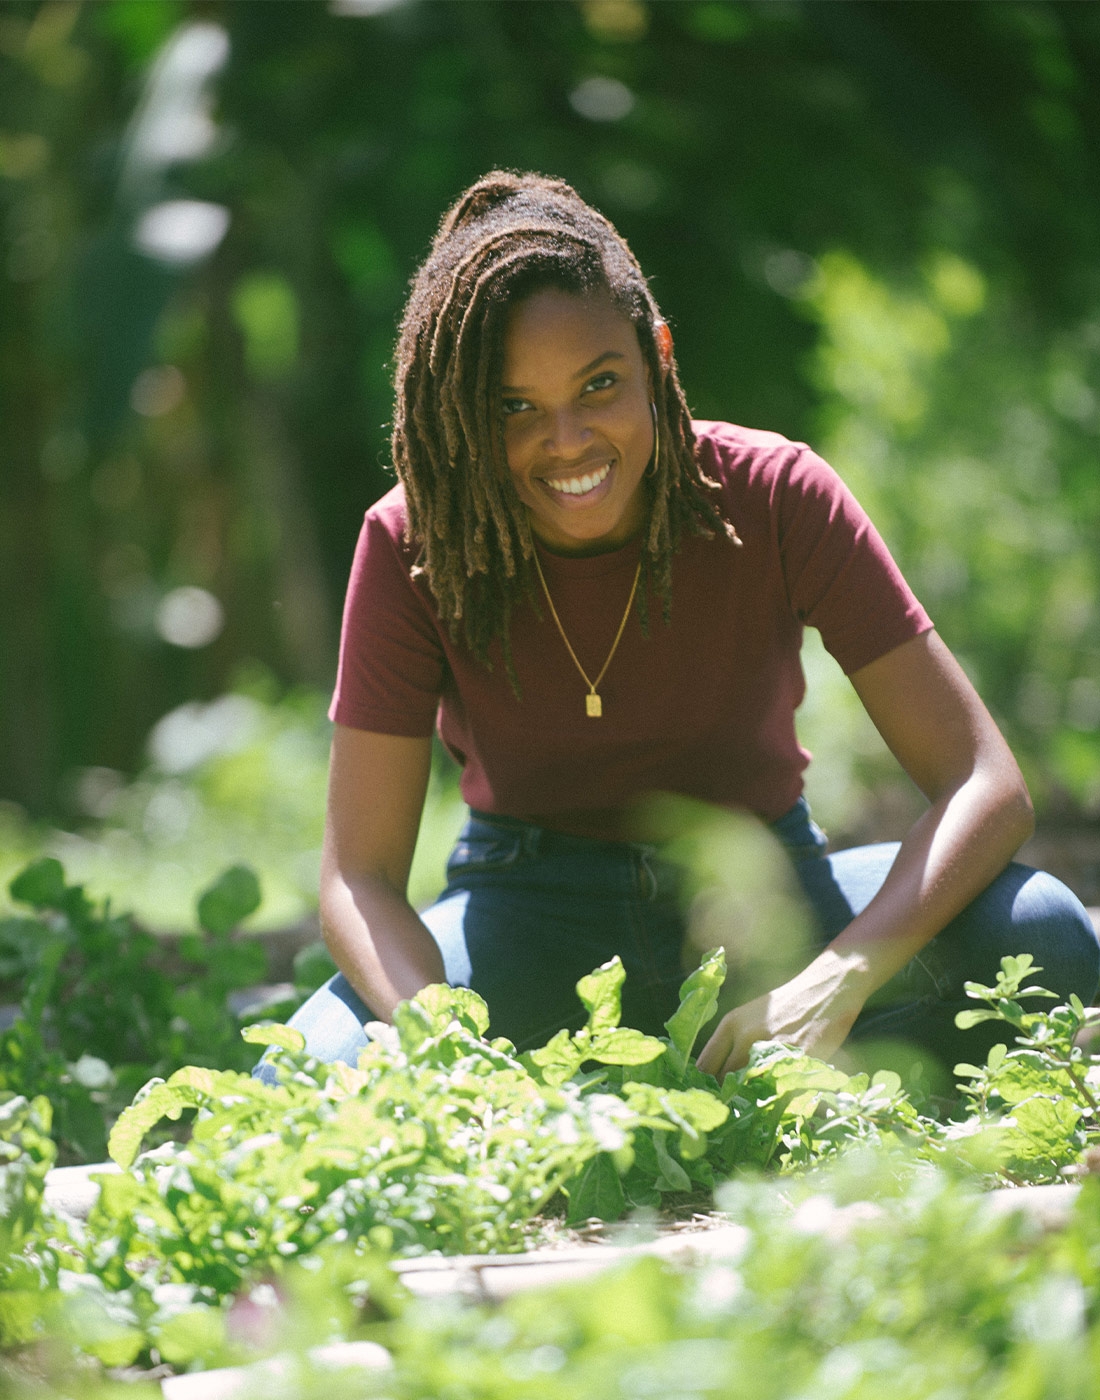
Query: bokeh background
2 0 1098 931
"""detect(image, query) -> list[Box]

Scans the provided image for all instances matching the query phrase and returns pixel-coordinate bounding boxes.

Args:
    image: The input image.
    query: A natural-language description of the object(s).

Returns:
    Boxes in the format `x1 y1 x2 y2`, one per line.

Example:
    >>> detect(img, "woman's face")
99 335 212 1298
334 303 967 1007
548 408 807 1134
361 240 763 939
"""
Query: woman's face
499 287 655 555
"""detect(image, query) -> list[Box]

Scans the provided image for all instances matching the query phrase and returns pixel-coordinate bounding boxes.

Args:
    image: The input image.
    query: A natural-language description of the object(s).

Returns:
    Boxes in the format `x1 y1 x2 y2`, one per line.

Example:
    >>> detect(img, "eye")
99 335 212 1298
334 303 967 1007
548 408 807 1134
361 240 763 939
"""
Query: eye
583 371 618 394
500 396 531 417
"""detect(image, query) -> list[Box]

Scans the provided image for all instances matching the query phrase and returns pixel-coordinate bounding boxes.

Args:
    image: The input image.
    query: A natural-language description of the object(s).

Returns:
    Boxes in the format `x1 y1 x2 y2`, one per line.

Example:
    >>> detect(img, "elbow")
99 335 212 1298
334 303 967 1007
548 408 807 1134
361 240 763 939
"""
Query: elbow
997 767 1035 852
318 852 342 934
1014 778 1036 847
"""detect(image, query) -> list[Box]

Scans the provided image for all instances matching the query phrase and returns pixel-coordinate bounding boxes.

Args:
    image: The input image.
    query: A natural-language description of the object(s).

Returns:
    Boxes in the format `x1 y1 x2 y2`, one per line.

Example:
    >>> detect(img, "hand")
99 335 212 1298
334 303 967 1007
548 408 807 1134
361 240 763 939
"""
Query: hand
695 967 863 1080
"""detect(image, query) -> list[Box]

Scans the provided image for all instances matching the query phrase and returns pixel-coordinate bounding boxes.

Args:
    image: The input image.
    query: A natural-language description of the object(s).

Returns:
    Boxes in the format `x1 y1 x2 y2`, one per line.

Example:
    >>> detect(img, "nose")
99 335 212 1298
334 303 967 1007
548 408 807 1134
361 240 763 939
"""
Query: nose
542 406 592 459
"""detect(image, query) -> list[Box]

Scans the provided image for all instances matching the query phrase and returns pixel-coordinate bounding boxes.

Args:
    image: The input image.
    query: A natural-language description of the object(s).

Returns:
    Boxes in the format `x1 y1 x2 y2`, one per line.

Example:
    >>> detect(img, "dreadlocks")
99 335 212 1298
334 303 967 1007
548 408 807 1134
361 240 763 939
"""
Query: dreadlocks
392 170 740 680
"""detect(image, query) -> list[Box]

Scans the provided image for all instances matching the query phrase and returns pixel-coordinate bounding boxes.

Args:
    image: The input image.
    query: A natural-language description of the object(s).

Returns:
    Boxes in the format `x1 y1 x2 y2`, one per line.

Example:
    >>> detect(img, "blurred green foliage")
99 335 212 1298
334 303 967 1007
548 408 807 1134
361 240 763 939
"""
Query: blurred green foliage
1 0 1098 843
0 674 464 930
0 855 276 1162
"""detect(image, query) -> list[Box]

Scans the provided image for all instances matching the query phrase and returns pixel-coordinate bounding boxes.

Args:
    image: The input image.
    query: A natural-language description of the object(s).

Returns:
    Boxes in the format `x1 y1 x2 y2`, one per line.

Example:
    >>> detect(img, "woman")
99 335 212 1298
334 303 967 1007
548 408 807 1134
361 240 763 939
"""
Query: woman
259 171 1098 1087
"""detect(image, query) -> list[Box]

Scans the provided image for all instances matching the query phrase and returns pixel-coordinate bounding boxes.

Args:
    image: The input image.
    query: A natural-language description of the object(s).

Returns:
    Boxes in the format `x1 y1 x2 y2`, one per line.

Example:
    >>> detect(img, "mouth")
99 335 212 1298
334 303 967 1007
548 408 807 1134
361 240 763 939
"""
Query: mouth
541 461 612 499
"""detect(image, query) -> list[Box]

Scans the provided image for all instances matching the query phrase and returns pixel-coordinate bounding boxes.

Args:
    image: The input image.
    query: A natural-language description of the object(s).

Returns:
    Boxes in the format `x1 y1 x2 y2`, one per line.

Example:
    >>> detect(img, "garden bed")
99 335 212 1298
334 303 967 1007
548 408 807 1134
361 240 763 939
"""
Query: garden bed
6 858 1100 1396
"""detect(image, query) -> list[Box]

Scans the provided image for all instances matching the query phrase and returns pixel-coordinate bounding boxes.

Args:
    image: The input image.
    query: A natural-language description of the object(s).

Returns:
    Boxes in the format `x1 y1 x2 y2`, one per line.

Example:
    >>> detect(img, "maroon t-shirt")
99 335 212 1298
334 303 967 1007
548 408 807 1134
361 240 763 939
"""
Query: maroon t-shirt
330 422 933 839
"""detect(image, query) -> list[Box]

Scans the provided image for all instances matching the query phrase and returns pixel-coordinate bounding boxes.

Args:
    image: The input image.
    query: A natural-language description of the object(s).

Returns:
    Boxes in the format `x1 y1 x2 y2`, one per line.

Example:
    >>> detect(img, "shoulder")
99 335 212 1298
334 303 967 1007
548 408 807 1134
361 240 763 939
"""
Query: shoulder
357 482 421 566
692 420 814 481
692 419 804 462
344 481 433 607
690 420 841 506
364 480 411 537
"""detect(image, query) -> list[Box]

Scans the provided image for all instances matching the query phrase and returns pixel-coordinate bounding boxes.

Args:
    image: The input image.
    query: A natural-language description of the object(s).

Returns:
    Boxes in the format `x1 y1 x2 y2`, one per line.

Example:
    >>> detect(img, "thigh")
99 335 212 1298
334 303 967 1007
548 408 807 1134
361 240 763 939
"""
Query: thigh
797 845 1099 999
794 844 1100 1067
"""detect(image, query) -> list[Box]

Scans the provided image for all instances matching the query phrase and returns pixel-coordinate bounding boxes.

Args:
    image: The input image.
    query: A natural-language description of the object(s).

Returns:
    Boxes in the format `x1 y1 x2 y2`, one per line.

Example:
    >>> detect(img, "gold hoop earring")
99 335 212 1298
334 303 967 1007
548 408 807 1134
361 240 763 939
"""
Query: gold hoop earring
646 401 659 478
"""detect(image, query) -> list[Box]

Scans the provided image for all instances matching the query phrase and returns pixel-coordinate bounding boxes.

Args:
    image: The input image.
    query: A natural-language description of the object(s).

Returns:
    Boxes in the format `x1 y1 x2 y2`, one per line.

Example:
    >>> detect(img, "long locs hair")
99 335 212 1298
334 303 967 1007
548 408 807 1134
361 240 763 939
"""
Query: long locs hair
391 171 739 684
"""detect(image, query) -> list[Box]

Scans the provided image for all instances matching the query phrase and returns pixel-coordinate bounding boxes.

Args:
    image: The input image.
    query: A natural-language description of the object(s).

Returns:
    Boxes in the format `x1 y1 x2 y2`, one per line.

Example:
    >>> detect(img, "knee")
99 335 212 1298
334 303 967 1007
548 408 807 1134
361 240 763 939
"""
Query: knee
1008 867 1100 1004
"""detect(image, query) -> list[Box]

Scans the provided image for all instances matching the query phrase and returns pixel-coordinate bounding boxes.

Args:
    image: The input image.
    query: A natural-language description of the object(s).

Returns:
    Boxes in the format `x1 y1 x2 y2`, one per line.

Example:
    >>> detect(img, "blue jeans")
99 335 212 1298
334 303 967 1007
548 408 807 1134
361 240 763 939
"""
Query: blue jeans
255 800 1099 1083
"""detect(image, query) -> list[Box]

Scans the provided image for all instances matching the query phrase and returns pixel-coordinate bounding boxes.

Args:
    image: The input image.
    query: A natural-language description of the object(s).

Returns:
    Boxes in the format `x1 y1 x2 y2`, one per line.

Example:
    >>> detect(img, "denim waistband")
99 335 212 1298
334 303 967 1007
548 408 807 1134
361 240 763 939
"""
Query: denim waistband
464 796 828 864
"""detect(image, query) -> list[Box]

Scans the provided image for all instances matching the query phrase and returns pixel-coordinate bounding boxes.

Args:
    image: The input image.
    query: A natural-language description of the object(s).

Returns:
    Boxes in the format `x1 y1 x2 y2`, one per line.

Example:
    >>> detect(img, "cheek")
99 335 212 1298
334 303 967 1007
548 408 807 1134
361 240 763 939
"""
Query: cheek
502 421 537 476
622 402 655 463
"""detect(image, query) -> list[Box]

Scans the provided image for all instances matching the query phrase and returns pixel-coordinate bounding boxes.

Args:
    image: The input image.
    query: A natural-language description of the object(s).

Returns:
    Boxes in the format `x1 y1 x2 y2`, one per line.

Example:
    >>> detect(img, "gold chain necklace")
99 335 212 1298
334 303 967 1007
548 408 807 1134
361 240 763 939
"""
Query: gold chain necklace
531 552 641 717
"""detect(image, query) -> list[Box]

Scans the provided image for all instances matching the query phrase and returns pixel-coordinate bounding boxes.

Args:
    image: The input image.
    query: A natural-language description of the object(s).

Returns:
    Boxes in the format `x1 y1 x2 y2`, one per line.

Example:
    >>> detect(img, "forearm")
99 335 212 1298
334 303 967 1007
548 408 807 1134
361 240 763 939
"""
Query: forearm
320 870 446 1023
698 770 1033 1077
795 770 1035 1016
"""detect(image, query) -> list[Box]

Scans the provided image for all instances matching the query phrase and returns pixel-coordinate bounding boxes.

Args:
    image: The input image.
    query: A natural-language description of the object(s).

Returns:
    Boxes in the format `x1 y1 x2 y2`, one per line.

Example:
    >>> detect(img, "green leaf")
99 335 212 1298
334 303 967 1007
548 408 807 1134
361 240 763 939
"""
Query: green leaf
92 1169 142 1222
80 1323 145 1368
414 983 491 1037
576 958 626 1036
9 858 67 909
1002 954 1037 980
1010 1094 1083 1151
620 1083 729 1156
108 1068 250 1168
664 946 726 1079
956 1009 1000 1030
587 1027 666 1067
565 1151 625 1225
526 1028 585 1086
152 1305 226 1366
0 1289 48 1349
241 1021 306 1053
392 997 436 1052
653 1130 692 1191
196 865 262 936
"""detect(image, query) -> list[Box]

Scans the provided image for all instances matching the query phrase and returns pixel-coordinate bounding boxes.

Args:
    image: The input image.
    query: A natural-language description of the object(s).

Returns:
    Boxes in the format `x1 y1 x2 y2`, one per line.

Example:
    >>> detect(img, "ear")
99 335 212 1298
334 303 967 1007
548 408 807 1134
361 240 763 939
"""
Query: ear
654 319 674 370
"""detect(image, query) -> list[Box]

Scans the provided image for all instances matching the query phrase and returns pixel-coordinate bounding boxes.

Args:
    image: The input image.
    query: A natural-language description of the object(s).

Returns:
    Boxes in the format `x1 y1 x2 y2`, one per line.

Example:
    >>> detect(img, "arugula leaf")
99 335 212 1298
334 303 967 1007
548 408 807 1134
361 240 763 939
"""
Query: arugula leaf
576 959 628 1037
564 1151 625 1224
241 1022 306 1052
108 1068 260 1169
663 946 726 1080
413 984 491 1038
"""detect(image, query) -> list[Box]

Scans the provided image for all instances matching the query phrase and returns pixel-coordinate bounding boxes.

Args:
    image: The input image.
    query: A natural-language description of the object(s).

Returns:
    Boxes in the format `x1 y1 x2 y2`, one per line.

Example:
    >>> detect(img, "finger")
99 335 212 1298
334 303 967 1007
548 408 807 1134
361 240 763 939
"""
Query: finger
720 1038 751 1079
696 1017 736 1076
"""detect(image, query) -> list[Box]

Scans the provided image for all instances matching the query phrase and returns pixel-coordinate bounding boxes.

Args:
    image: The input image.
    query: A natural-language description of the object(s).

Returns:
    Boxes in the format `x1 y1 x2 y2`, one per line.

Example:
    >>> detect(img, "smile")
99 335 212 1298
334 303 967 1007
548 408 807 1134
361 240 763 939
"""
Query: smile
543 462 612 497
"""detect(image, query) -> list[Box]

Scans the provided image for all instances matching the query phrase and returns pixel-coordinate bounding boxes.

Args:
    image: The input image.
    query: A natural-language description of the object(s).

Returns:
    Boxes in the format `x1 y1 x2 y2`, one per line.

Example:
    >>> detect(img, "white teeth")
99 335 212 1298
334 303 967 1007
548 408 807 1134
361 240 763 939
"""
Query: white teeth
545 462 611 496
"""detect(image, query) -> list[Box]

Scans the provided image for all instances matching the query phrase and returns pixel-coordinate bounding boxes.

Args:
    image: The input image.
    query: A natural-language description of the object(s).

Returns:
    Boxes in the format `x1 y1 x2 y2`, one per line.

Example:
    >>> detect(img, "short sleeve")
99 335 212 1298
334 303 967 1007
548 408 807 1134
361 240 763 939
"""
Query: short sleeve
777 447 933 675
328 497 445 735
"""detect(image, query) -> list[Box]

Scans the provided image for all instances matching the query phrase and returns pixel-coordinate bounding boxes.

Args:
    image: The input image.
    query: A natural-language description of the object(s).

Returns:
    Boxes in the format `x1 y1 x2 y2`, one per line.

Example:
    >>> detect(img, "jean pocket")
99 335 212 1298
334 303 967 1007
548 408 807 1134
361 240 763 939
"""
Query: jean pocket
446 830 527 877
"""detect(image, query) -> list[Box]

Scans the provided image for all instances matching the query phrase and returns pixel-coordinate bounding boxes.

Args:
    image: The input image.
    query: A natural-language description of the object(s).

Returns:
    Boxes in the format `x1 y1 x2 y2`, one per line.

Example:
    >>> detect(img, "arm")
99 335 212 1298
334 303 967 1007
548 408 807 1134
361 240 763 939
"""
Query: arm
696 629 1034 1078
319 723 446 1022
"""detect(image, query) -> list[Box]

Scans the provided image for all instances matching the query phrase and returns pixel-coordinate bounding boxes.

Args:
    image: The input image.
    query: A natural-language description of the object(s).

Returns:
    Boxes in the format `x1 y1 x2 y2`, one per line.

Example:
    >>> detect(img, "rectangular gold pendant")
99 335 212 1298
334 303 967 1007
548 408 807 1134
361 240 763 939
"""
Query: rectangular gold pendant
586 693 602 717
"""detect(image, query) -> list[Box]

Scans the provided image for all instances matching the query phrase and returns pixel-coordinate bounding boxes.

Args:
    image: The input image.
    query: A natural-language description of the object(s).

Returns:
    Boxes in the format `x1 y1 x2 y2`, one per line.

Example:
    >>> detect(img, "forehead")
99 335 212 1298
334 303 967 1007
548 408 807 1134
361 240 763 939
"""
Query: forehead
501 288 641 379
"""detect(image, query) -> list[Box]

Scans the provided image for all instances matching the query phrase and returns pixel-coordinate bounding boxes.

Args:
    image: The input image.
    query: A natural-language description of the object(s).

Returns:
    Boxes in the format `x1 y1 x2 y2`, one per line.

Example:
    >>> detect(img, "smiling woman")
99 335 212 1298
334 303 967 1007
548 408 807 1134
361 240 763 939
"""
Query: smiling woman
253 171 1099 1090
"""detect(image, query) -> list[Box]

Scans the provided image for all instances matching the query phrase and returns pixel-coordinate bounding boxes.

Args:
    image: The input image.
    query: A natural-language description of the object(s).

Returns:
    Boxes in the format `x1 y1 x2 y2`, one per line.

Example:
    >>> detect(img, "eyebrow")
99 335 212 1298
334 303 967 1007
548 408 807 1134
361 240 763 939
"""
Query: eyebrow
500 350 625 395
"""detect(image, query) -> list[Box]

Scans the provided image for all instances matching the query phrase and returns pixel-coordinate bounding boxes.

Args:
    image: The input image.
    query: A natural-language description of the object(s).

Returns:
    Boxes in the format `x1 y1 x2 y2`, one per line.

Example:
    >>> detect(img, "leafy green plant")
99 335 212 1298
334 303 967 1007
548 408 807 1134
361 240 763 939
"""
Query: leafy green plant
99 962 730 1274
358 1161 1100 1400
2 953 1100 1387
545 948 938 1220
0 1094 61 1352
951 955 1100 1182
0 858 281 1162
